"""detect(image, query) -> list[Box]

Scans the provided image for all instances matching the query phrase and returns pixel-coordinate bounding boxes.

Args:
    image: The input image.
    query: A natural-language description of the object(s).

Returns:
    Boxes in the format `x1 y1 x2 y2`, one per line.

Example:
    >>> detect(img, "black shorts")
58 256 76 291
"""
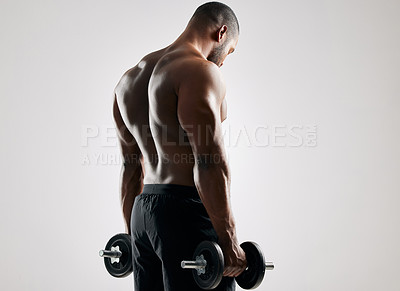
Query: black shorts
130 184 235 291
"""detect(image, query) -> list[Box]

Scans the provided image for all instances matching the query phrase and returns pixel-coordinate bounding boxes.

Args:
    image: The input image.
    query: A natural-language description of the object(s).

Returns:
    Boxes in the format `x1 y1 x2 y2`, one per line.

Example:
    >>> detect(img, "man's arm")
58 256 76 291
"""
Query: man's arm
113 94 144 235
177 62 246 277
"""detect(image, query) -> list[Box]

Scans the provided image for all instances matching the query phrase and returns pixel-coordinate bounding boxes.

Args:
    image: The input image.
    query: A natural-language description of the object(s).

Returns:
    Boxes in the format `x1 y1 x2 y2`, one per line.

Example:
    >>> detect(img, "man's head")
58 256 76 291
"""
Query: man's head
188 2 239 67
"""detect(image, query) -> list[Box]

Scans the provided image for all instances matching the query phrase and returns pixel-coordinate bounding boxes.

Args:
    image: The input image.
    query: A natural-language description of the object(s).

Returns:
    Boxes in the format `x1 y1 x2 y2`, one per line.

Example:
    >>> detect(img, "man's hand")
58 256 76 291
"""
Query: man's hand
220 239 247 277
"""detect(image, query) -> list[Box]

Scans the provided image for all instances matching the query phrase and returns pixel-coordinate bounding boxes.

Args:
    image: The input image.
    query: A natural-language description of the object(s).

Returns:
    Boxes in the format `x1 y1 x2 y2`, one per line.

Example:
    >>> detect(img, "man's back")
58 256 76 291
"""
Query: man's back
115 44 226 186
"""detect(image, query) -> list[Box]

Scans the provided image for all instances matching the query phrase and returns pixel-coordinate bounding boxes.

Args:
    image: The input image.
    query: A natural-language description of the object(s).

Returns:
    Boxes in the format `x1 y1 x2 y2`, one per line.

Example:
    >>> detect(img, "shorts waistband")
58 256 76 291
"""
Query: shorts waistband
141 184 199 198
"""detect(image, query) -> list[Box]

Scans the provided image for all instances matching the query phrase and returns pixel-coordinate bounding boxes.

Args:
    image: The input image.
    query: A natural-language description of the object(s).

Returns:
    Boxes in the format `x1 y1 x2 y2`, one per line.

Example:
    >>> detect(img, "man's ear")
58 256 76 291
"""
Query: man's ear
217 25 228 43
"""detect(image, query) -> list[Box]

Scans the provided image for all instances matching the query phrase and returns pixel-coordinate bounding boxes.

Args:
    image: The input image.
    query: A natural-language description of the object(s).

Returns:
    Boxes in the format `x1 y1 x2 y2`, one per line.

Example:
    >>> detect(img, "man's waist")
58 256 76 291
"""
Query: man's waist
141 184 199 198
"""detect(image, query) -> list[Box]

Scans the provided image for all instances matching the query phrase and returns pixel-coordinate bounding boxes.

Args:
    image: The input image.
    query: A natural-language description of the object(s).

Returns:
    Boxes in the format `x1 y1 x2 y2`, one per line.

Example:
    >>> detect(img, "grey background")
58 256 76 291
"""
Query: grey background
1 0 399 290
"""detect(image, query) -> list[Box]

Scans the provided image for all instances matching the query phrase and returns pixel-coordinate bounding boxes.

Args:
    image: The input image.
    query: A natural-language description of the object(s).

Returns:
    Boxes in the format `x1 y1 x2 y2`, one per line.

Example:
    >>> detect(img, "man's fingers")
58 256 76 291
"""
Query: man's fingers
235 265 247 277
223 267 235 277
223 266 243 277
224 264 247 277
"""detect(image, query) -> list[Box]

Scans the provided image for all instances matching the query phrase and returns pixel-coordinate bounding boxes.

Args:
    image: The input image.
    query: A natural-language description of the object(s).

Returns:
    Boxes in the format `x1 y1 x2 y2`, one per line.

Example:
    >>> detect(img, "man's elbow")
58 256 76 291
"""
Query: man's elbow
194 153 229 170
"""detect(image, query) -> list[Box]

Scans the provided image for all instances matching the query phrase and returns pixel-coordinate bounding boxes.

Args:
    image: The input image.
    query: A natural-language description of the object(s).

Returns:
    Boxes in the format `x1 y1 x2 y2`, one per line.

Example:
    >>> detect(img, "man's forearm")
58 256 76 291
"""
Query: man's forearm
120 164 144 234
193 159 238 247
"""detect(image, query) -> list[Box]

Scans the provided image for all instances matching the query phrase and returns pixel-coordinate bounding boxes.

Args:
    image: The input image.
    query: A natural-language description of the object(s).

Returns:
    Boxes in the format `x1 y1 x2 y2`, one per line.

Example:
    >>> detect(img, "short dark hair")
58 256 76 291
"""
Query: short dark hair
190 2 239 39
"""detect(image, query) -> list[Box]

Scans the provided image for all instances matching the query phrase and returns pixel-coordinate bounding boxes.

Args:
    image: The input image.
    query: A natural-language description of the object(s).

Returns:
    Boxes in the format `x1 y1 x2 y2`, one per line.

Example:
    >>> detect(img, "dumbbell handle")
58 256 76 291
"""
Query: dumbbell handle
99 249 122 259
181 259 275 271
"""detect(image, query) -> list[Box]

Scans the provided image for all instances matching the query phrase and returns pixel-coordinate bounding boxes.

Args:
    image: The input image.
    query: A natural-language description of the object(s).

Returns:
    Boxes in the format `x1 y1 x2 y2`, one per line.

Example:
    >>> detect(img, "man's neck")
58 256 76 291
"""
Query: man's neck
171 28 213 60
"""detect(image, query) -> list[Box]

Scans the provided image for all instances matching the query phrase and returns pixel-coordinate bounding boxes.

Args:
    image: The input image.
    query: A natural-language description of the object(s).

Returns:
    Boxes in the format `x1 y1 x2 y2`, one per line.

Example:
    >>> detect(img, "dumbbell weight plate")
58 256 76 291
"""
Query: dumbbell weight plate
103 233 133 278
235 241 266 290
192 241 224 290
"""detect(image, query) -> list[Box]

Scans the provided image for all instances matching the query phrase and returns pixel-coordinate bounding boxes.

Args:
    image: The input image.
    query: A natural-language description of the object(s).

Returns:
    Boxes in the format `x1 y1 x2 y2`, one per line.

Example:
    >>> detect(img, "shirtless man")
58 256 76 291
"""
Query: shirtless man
113 2 246 290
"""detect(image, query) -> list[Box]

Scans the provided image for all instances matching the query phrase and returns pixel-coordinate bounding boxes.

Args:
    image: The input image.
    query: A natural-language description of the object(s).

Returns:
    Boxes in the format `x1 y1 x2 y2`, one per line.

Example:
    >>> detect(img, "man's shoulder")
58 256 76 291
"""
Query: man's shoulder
174 56 222 84
173 56 225 98
115 49 167 93
178 54 219 72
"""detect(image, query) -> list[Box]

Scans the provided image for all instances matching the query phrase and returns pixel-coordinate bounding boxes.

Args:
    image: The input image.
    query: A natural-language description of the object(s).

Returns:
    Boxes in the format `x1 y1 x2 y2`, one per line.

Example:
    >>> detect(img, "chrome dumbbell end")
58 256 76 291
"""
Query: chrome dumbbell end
99 249 123 259
265 261 274 270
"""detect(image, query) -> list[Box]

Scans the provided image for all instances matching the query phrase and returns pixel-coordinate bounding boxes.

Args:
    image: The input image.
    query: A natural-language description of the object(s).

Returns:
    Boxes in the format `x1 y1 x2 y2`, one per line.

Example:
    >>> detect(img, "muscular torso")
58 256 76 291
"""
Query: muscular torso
115 45 227 186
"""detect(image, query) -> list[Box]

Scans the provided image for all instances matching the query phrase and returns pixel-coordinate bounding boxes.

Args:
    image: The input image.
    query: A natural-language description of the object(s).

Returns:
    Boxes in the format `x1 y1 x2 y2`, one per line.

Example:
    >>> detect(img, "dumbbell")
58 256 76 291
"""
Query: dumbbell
181 241 274 290
99 233 133 278
99 233 274 289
